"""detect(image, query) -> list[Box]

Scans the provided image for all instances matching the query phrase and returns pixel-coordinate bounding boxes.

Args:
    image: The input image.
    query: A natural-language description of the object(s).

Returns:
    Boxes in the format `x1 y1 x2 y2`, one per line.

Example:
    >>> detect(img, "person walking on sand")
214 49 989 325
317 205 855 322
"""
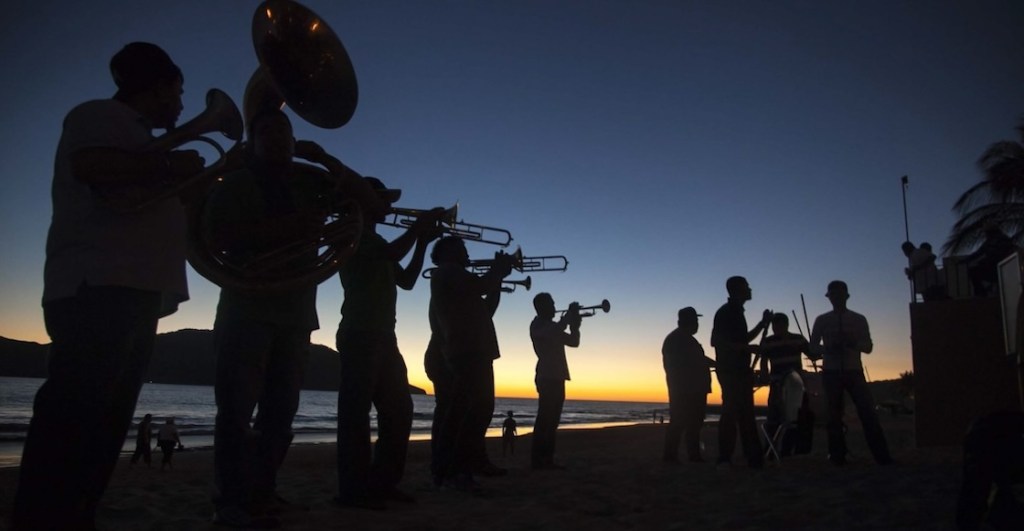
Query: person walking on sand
662 307 715 463
130 414 154 468
711 276 772 469
809 280 893 466
158 417 183 471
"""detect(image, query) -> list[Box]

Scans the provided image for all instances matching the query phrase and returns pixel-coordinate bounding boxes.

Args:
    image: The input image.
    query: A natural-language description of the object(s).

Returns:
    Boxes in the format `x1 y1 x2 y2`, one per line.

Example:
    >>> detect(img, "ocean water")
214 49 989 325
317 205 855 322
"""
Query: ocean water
0 377 668 467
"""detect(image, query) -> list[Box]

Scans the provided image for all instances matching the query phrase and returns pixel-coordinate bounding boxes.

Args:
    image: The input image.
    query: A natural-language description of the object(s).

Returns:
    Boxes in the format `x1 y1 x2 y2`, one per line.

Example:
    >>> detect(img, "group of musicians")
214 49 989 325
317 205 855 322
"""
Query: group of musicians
12 40 592 530
662 276 894 472
13 30 901 529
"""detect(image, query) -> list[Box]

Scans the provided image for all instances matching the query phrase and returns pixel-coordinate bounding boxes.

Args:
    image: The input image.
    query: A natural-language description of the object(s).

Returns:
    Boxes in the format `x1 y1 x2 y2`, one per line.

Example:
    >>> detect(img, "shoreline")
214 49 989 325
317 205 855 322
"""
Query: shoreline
0 414 965 529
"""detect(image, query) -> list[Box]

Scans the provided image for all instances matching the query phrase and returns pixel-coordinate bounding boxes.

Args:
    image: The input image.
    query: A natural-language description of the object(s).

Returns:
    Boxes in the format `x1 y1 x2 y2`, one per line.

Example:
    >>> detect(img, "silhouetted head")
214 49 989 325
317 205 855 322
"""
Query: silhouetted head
165 417 175 424
363 176 401 222
771 313 789 334
110 42 184 129
431 236 468 267
826 280 850 309
901 241 915 256
677 306 701 334
247 108 294 168
534 292 556 320
920 242 933 252
143 414 152 422
726 276 751 301
506 410 514 417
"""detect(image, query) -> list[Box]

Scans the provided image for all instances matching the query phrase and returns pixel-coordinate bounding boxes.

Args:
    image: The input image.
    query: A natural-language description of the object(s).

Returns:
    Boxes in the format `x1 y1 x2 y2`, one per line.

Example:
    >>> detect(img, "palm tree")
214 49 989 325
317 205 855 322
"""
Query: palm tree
944 118 1024 255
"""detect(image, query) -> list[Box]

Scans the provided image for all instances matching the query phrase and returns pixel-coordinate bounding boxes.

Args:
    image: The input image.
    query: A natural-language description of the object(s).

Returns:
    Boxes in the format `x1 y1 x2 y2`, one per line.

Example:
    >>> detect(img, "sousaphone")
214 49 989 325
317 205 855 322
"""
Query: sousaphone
186 0 364 293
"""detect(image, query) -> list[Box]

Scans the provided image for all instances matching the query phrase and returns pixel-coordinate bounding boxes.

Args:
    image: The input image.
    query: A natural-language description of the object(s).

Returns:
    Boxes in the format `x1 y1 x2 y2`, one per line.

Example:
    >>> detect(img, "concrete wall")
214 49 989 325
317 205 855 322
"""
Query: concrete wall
910 297 1021 447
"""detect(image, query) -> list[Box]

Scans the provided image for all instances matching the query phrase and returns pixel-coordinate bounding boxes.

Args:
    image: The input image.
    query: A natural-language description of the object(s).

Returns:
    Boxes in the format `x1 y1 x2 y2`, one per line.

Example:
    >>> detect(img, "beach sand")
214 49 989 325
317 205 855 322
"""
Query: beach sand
0 414 963 530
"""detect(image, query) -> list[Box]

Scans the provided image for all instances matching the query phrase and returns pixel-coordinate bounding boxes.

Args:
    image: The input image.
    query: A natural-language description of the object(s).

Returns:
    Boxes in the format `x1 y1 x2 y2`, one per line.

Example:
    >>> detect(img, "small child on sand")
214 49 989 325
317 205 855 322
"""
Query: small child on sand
502 411 518 456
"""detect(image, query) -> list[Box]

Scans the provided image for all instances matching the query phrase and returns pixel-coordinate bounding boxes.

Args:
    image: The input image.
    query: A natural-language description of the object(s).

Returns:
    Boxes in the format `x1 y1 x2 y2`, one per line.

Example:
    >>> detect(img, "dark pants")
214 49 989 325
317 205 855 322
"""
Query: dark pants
716 370 763 466
532 377 566 468
130 440 151 466
159 440 177 467
441 357 494 476
336 331 413 499
13 286 161 530
425 342 452 480
213 320 310 509
823 371 891 463
664 387 707 461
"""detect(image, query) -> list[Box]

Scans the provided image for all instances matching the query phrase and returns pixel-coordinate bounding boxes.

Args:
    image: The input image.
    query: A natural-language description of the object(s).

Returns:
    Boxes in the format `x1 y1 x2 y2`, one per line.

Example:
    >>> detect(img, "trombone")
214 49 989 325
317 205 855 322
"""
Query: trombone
466 248 569 274
557 299 611 318
381 204 513 247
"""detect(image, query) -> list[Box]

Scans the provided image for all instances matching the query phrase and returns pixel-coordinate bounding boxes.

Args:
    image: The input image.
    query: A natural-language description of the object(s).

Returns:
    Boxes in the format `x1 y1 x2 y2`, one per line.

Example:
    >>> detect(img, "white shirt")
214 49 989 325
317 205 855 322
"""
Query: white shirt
43 99 188 315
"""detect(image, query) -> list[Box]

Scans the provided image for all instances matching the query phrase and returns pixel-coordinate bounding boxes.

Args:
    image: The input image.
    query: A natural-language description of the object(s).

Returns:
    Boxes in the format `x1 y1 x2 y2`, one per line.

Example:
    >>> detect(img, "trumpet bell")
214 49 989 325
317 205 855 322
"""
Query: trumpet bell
252 0 358 128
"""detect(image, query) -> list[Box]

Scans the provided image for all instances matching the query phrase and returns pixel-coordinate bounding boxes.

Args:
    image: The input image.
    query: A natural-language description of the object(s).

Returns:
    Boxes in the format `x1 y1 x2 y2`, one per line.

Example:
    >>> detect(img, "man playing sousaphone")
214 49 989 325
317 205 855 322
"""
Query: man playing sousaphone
205 107 375 528
14 42 205 530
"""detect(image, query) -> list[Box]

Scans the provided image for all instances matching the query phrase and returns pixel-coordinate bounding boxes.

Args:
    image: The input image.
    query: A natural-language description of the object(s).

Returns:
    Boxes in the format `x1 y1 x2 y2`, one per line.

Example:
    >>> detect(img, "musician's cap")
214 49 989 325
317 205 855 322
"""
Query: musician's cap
364 176 402 203
678 307 702 322
826 280 849 296
110 42 182 99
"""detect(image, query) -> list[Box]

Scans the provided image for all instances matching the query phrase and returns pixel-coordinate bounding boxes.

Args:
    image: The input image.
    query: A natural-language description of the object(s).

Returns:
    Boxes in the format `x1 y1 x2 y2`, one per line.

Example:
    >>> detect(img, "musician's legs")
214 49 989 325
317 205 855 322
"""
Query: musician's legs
368 343 413 492
716 373 740 464
846 372 892 464
214 321 272 510
252 326 310 500
823 371 848 464
14 286 160 530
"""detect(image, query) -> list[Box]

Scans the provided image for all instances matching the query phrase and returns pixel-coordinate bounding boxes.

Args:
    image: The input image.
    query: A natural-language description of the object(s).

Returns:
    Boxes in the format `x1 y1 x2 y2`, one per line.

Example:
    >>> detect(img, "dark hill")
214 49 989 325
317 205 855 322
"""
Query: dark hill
0 330 426 394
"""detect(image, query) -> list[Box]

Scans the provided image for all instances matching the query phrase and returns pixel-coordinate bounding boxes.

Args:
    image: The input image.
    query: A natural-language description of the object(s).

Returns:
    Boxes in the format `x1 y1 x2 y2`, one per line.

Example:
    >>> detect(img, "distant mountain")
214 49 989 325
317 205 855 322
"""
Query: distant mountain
0 330 426 395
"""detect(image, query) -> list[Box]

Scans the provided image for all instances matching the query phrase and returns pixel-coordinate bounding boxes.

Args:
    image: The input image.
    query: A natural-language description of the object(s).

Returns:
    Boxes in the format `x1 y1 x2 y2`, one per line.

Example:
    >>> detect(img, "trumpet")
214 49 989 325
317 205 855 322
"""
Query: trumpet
501 276 532 293
558 299 611 318
381 204 512 246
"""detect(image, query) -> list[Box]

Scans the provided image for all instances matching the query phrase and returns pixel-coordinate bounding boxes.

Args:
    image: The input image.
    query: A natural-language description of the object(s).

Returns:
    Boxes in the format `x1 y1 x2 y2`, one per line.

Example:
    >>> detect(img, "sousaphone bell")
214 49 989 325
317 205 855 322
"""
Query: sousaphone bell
186 0 365 293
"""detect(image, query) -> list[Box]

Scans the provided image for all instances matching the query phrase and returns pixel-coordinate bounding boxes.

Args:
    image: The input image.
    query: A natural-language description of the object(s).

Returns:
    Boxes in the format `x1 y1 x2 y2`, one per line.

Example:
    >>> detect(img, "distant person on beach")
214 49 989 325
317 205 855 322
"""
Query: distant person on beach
12 42 205 530
130 413 154 468
808 280 893 466
711 276 772 469
529 293 581 470
430 236 515 491
502 411 518 457
901 241 944 301
662 307 715 463
758 313 810 457
158 417 183 471
204 108 371 527
335 177 443 509
965 225 1017 297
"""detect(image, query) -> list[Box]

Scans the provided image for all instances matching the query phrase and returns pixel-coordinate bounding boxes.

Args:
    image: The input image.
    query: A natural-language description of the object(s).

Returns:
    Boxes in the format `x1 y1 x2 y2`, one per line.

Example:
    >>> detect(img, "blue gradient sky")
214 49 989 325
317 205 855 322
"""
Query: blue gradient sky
1 1 1022 401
